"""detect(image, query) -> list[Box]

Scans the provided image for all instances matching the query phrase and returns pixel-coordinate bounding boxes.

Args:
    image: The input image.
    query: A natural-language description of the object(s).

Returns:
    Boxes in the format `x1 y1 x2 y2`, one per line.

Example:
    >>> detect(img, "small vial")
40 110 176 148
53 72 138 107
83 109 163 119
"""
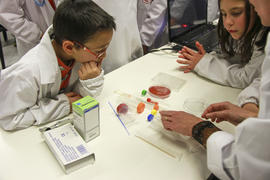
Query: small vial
141 89 147 96
137 102 145 113
151 109 157 115
153 103 159 111
147 114 154 122
147 98 158 104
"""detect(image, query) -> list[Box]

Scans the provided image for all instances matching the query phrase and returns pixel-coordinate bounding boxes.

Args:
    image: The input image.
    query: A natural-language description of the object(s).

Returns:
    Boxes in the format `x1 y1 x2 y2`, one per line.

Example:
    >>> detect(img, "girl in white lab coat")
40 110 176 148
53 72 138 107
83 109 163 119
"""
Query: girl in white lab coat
0 0 58 57
177 0 267 87
93 0 143 74
0 0 115 131
177 0 268 112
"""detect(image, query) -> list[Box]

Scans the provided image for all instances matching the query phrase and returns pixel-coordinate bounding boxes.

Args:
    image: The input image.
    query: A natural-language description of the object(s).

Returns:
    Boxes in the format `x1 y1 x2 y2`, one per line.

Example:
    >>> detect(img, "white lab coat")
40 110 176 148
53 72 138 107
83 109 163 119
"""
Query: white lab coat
194 38 265 89
0 0 57 57
0 26 104 131
137 0 169 49
93 0 143 74
207 0 219 22
237 77 260 107
207 33 270 180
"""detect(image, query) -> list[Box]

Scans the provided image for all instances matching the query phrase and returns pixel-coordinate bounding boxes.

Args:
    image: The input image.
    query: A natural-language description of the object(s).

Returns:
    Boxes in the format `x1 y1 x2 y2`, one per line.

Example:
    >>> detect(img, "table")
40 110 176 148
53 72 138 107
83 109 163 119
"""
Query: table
0 50 241 180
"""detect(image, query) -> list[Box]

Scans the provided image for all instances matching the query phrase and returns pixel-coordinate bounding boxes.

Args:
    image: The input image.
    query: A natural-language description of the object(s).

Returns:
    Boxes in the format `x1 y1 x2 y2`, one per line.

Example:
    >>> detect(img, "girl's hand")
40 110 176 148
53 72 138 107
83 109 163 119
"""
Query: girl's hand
176 41 206 73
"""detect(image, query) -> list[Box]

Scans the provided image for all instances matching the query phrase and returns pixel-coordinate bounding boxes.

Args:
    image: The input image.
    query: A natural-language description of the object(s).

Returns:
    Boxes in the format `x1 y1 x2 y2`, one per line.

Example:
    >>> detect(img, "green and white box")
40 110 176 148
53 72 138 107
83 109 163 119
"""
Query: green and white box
72 96 100 142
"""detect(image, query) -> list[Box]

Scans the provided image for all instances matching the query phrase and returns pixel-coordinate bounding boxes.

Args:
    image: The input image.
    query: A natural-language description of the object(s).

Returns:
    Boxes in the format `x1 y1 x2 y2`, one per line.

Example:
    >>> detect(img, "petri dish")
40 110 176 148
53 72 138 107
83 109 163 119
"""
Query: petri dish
148 86 171 99
183 98 207 116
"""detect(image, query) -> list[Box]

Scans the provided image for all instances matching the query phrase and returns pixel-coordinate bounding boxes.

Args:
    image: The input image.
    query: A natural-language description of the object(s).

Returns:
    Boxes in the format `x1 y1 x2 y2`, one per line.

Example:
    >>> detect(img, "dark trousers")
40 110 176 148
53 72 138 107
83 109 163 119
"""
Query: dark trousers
207 173 220 180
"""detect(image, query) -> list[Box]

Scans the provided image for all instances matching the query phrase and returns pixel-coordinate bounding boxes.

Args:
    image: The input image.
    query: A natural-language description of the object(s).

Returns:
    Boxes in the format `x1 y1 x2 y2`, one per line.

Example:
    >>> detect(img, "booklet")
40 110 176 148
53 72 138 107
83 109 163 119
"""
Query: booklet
43 123 95 174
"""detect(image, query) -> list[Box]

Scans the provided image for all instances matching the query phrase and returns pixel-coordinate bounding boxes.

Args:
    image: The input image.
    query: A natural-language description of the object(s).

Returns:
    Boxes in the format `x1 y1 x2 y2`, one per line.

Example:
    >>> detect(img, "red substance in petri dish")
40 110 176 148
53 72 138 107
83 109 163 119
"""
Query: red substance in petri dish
148 86 171 99
117 103 128 114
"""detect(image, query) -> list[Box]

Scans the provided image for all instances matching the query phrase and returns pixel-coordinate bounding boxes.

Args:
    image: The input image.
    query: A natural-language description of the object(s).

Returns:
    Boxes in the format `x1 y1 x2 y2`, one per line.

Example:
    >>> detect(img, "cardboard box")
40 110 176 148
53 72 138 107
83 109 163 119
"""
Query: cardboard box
72 96 100 142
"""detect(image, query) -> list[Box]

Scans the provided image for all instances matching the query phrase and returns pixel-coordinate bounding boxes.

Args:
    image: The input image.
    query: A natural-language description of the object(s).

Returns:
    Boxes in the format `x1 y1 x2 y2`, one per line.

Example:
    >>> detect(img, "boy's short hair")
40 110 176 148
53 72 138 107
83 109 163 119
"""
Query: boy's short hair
53 0 116 45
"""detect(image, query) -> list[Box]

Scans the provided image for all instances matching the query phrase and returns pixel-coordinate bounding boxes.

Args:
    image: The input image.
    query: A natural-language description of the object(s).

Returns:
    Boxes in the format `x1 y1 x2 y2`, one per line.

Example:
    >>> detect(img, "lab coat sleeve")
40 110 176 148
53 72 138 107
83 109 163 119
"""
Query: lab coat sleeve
207 118 270 180
207 131 235 180
0 0 42 45
0 68 70 131
73 69 104 97
194 50 264 88
258 34 270 119
139 0 167 47
237 77 260 107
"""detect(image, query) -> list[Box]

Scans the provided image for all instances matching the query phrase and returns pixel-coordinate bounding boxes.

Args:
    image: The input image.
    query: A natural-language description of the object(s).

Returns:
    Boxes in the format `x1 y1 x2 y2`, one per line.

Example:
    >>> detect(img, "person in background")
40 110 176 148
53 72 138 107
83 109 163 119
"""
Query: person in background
138 0 219 55
93 0 143 74
160 0 270 178
0 0 59 57
0 0 115 130
137 0 168 54
177 0 268 114
208 0 220 22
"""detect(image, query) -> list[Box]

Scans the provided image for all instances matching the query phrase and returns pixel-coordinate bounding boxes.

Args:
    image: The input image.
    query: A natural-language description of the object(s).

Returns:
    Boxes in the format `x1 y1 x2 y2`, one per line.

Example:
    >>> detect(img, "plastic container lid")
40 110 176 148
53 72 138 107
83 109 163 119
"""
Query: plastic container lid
183 98 207 116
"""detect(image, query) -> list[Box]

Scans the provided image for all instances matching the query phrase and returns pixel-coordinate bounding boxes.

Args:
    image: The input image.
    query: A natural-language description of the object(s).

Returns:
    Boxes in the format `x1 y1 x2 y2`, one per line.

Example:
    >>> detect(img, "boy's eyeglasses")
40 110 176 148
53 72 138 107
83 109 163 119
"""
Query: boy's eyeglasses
73 41 107 59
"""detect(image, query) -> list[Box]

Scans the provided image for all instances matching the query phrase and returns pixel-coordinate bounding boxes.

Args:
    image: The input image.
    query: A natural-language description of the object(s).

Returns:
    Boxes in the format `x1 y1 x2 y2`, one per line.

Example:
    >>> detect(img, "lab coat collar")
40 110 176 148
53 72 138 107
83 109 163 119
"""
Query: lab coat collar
36 25 60 85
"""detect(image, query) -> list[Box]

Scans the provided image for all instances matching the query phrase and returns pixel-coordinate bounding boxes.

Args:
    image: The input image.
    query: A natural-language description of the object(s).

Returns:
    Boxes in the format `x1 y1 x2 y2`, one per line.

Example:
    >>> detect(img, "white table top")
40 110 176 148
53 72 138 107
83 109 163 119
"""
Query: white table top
0 50 241 180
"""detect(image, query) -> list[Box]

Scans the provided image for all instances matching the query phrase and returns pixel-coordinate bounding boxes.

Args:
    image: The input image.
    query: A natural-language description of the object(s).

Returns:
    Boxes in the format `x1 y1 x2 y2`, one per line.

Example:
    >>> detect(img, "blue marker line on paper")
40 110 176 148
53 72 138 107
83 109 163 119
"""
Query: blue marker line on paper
108 101 130 136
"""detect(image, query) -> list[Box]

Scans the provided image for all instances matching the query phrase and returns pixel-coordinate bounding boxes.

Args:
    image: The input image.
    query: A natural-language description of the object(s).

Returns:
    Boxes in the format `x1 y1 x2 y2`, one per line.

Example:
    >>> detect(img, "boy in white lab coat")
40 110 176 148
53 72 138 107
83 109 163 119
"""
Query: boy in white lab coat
0 0 58 57
0 0 116 131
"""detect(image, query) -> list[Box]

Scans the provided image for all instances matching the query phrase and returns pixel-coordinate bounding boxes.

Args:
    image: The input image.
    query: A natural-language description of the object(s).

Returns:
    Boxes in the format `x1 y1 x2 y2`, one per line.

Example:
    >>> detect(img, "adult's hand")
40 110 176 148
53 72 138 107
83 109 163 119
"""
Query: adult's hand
202 102 257 126
160 110 203 136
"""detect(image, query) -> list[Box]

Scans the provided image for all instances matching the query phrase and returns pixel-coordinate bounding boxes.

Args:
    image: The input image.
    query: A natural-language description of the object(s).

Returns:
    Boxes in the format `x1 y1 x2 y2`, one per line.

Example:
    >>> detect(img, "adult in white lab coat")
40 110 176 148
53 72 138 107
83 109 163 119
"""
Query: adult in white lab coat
93 0 143 73
0 26 104 131
160 0 270 178
0 0 58 57
206 32 270 180
160 32 270 179
137 0 169 53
